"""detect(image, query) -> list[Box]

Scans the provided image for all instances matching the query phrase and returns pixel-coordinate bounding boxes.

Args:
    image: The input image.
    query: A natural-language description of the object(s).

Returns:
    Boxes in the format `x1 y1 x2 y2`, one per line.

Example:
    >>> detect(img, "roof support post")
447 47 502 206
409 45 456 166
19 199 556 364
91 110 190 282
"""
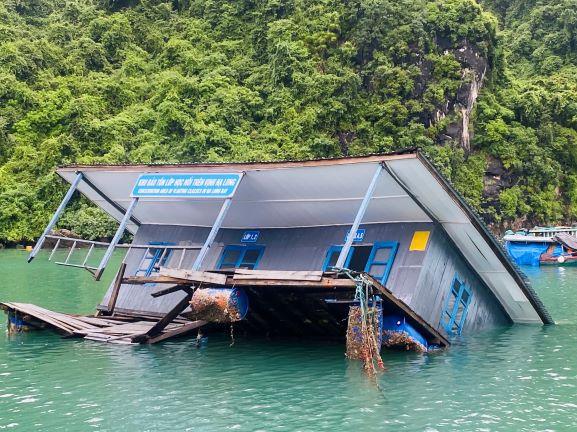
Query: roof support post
191 173 244 271
192 198 233 271
335 163 383 269
28 172 83 263
94 197 139 281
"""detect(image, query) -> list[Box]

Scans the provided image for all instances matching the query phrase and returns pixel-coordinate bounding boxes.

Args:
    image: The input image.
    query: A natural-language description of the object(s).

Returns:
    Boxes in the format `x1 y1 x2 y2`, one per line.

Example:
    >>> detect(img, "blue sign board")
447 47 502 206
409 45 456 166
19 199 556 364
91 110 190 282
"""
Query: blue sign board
241 230 260 243
131 173 242 198
345 229 366 243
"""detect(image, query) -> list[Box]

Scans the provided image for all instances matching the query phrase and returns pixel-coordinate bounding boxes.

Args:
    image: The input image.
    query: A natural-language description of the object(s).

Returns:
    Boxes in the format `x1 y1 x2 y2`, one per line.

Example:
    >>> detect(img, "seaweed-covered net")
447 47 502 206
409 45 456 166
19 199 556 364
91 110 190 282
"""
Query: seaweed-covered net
345 274 385 375
382 330 427 352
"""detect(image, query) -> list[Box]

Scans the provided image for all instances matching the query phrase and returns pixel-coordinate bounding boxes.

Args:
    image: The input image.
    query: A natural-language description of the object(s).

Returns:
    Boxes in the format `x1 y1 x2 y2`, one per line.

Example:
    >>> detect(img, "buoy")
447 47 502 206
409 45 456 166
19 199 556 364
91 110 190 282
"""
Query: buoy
558 255 566 263
25 246 33 252
189 288 249 322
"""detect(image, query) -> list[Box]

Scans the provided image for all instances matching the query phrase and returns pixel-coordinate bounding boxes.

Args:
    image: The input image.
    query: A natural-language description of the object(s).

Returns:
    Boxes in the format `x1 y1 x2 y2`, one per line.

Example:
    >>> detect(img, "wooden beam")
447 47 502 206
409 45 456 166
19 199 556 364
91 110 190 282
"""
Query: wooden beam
159 268 227 285
80 175 141 227
123 275 356 288
147 320 207 344
233 269 323 281
57 151 417 173
123 275 193 285
151 285 193 298
106 262 127 314
132 293 193 343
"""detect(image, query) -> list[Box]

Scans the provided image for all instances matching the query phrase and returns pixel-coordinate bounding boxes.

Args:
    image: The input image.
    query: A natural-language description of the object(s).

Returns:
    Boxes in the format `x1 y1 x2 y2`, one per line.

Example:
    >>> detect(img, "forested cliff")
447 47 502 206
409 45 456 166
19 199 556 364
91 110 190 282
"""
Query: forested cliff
0 0 576 243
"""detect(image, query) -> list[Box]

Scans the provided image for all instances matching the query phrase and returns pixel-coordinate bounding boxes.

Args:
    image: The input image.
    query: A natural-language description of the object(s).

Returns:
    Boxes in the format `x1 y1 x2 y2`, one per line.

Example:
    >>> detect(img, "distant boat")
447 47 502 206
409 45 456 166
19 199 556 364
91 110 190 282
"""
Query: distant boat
503 227 577 266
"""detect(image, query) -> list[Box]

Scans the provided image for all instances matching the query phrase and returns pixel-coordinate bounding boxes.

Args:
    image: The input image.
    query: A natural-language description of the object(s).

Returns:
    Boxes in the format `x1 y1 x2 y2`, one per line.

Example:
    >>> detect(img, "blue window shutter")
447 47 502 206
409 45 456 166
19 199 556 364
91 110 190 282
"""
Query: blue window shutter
217 245 265 270
322 246 354 271
441 275 473 336
364 241 399 285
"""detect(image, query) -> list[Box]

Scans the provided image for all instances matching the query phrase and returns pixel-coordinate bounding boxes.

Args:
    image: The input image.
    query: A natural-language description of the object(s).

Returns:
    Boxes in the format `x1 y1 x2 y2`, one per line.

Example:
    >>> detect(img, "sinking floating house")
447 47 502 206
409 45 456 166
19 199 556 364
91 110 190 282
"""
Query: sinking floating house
2 149 553 348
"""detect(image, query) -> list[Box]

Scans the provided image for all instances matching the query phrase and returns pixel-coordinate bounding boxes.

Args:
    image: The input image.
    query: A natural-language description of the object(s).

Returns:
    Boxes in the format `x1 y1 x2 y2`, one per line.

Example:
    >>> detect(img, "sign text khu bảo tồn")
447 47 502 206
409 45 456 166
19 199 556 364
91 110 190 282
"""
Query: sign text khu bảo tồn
131 173 242 198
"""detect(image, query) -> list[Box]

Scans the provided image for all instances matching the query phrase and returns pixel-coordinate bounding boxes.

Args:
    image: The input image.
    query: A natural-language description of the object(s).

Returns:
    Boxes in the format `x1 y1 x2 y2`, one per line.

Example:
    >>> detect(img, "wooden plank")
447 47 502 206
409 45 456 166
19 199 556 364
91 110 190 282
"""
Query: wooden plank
6 303 76 335
123 275 356 288
106 262 127 313
230 277 355 287
25 304 97 331
233 269 323 281
132 294 193 343
10 303 77 332
151 285 193 298
5 303 103 336
147 320 207 344
159 268 227 285
123 275 194 285
73 316 127 327
84 334 136 345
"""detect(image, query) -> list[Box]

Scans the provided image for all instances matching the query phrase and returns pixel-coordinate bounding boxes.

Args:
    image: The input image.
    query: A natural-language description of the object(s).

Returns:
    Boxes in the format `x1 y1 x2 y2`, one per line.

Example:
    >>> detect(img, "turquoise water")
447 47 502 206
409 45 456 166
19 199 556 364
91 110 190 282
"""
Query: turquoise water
1 250 576 431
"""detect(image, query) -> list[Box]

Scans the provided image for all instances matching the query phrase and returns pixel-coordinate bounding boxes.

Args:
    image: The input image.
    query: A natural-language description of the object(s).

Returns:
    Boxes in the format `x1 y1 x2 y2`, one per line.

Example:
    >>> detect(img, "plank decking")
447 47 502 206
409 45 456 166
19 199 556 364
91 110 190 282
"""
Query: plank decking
0 302 205 345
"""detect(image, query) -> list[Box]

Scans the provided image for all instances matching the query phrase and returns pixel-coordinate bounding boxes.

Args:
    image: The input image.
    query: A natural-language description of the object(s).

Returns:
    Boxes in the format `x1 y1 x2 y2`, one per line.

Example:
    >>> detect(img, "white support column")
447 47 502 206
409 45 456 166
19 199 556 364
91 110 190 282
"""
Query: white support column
335 163 383 269
28 172 83 263
192 198 233 271
94 197 139 281
191 173 244 271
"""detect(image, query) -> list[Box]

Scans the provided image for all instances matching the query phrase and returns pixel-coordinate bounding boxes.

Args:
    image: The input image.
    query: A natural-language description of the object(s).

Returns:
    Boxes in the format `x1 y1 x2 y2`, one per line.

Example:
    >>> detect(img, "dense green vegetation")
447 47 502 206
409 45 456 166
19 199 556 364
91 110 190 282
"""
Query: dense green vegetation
0 0 575 243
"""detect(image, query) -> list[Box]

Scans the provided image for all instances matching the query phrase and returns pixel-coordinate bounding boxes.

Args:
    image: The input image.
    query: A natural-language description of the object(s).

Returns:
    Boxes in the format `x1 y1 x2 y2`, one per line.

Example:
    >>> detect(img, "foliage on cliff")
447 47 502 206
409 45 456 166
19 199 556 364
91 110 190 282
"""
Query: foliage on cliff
0 0 574 242
475 0 577 227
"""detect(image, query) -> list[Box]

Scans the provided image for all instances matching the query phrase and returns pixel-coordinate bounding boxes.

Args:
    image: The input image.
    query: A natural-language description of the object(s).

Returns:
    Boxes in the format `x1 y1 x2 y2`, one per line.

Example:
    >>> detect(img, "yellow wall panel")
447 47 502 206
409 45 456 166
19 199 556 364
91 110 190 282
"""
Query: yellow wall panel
410 231 430 251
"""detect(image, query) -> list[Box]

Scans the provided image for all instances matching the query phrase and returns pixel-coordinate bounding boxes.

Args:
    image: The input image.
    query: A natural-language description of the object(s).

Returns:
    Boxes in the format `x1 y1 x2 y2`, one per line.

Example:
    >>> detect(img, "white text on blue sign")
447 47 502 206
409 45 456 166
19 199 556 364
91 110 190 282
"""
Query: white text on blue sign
131 173 242 198
241 231 260 243
345 229 366 243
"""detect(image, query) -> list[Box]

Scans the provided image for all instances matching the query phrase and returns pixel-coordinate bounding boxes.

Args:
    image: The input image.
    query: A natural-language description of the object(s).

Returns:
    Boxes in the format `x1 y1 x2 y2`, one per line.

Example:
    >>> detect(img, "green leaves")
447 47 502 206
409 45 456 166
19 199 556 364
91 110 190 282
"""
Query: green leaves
0 0 576 242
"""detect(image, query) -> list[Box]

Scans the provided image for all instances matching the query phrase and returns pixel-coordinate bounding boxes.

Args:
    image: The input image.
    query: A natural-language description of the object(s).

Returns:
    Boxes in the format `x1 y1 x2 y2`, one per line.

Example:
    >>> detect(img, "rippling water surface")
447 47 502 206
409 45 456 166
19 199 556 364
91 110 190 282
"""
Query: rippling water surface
1 250 576 431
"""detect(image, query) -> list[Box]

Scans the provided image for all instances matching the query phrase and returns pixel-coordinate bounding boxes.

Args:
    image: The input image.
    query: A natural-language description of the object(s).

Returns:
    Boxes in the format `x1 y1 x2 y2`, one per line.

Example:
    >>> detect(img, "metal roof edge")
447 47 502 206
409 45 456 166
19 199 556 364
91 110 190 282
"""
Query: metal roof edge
56 148 419 172
415 151 554 325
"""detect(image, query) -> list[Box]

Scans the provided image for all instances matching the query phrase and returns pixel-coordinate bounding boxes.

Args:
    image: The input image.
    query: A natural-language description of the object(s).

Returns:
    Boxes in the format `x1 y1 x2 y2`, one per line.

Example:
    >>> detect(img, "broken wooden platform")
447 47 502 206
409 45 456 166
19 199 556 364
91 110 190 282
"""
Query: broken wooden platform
0 302 205 345
122 269 450 347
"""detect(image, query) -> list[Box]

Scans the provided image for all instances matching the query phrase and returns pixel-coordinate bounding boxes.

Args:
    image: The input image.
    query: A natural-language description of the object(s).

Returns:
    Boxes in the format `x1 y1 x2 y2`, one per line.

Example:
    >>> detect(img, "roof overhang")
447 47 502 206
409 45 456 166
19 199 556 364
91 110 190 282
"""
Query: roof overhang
56 150 552 325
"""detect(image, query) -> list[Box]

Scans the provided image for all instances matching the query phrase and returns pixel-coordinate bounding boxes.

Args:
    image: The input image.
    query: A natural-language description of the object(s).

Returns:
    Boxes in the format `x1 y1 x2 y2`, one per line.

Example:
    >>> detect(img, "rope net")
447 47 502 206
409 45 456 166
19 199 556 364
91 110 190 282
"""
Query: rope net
345 274 385 375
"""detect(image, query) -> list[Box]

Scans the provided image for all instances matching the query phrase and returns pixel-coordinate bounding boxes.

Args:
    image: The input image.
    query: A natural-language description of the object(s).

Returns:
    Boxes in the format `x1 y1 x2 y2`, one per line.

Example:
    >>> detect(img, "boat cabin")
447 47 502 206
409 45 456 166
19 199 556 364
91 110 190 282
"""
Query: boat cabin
8 150 552 347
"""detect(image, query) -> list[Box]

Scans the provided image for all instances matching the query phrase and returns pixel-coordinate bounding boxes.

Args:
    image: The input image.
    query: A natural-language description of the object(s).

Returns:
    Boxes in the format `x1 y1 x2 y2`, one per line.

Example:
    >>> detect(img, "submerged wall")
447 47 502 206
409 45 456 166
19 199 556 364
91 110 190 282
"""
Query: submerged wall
411 228 512 335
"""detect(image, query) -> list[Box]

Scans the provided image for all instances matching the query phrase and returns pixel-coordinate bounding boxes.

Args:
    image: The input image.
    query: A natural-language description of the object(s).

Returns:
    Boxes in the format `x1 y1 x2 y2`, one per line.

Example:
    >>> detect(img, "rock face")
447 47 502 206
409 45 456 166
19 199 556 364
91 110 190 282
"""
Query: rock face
435 40 489 152
454 43 488 152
